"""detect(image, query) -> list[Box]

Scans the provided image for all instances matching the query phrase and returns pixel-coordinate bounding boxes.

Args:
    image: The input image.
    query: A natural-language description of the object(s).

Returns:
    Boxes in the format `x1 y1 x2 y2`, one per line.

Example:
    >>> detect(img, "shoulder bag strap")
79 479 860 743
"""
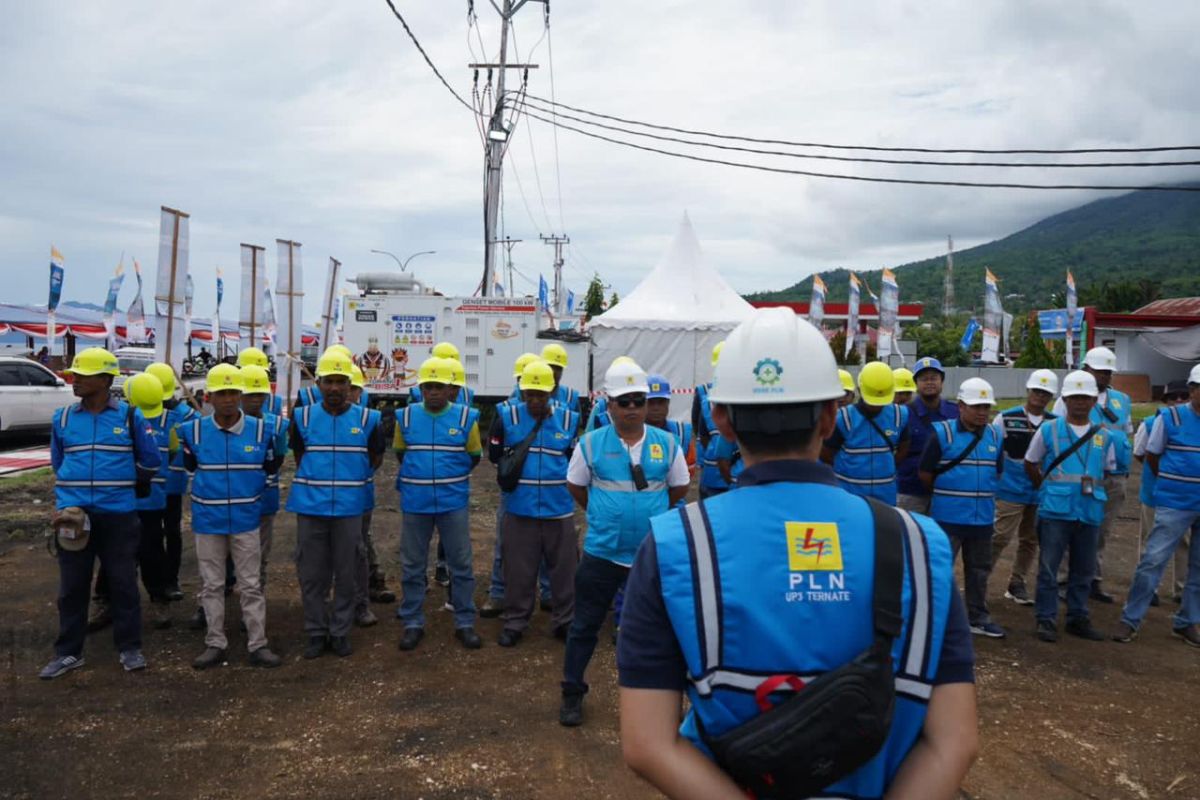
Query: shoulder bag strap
933 427 985 476
865 411 899 453
1042 424 1100 476
864 497 905 644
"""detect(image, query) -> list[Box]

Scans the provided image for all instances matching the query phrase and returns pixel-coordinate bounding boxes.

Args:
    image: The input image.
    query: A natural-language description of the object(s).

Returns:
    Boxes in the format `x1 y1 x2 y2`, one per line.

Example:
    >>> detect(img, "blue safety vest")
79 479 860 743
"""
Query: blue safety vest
552 383 580 413
652 484 953 798
585 396 609 432
258 412 290 516
267 394 285 417
298 385 371 407
286 403 380 517
396 402 480 515
661 419 693 454
1138 413 1163 507
898 399 958 496
164 402 198 495
695 383 717 437
135 412 172 512
181 414 269 535
1034 418 1110 526
52 401 154 513
1092 389 1133 475
832 404 908 504
929 421 1001 526
578 425 678 565
1151 404 1200 512
499 402 578 519
995 408 1056 505
700 434 734 491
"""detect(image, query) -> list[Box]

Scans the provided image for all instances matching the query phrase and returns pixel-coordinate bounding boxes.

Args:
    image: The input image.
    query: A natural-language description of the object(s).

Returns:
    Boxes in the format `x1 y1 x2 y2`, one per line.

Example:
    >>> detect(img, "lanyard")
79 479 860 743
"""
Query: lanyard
1064 425 1094 471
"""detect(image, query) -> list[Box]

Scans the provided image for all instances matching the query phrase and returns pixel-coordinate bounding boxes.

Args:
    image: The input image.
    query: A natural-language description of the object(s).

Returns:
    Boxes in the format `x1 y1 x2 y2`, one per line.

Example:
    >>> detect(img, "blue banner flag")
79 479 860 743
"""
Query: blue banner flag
538 275 549 310
103 267 125 316
960 317 981 351
566 290 575 315
216 273 224 310
48 247 65 312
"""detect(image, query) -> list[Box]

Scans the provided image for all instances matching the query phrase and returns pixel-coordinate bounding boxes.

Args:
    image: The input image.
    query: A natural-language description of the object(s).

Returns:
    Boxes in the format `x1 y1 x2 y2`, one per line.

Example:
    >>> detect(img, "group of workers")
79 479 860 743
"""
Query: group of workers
37 305 1200 798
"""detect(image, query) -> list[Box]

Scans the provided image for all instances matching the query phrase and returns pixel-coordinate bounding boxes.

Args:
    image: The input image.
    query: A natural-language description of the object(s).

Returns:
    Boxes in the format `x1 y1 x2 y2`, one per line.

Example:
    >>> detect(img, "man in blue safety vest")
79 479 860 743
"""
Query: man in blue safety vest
692 342 729 499
1052 346 1133 604
287 349 385 659
1113 364 1200 647
238 364 290 595
559 360 690 727
644 374 695 471
395 357 484 651
124 372 174 630
146 362 199 606
897 356 959 513
541 342 581 414
616 309 977 798
41 347 162 679
488 359 580 647
990 369 1058 607
821 361 910 504
180 364 282 669
920 378 1005 639
1025 370 1115 643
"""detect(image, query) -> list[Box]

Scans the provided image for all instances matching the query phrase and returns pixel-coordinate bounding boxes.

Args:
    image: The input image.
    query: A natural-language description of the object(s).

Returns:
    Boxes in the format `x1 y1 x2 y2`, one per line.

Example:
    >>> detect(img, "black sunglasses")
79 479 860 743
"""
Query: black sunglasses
614 394 647 408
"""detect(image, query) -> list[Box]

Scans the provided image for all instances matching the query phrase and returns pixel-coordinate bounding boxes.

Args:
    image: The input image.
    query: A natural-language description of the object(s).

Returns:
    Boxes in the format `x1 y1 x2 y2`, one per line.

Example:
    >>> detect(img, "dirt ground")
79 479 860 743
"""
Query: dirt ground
2 457 1198 800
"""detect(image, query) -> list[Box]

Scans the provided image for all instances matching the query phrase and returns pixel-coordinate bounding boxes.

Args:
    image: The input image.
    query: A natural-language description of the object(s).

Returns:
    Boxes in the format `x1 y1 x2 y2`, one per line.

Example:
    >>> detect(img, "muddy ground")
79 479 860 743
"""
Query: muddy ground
1 457 1198 800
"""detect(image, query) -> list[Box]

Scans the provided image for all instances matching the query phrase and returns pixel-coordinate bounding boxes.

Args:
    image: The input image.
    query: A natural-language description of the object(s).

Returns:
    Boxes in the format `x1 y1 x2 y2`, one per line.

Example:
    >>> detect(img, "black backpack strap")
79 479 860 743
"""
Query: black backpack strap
864 497 905 645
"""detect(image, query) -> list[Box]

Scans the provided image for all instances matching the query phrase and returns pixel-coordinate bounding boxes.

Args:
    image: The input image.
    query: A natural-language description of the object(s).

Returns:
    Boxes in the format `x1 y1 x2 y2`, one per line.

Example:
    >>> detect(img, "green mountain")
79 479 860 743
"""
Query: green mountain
747 185 1200 316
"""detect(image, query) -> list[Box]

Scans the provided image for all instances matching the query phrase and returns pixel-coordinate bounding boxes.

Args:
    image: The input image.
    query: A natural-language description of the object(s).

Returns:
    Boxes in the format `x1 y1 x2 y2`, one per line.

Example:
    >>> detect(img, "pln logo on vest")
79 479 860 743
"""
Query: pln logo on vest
350 427 362 434
649 443 664 461
785 522 844 571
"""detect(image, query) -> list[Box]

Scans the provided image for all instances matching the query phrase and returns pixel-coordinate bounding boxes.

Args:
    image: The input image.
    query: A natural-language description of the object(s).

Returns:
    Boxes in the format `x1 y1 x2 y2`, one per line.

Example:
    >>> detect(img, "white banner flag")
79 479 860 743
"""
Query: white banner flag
239 244 267 348
152 206 190 370
320 257 342 352
275 239 305 408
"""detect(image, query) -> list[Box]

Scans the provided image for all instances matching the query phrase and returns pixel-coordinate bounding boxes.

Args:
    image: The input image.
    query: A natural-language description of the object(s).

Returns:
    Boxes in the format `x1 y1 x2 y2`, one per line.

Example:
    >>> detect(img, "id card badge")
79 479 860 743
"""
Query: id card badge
1080 476 1095 496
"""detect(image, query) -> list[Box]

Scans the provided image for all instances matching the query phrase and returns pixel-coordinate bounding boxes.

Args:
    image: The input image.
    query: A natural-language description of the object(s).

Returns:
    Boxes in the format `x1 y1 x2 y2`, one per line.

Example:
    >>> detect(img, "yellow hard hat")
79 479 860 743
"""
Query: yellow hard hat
145 362 177 400
432 341 461 361
240 365 272 395
237 346 269 368
350 364 366 389
513 352 540 378
316 351 354 379
126 372 165 419
519 360 556 392
206 363 244 393
324 344 354 361
417 356 455 385
540 343 569 369
711 341 725 368
858 361 896 407
446 358 467 388
838 369 855 393
893 367 917 393
65 347 119 377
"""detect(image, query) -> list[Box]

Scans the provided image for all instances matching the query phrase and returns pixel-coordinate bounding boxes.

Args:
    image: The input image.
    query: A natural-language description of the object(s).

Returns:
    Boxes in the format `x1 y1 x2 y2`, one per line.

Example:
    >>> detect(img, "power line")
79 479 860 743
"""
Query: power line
518 107 1200 192
384 0 475 114
525 93 1200 156
517 97 1200 170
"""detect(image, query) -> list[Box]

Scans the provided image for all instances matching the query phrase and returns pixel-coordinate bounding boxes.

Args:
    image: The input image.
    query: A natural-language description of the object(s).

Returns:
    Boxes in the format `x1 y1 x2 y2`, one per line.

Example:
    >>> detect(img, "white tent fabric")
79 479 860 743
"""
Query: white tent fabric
588 214 755 418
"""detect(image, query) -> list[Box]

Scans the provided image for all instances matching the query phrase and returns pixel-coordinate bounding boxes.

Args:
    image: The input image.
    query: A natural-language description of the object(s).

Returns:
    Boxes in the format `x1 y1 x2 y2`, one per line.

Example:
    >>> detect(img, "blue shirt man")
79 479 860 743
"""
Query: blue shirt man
898 357 959 511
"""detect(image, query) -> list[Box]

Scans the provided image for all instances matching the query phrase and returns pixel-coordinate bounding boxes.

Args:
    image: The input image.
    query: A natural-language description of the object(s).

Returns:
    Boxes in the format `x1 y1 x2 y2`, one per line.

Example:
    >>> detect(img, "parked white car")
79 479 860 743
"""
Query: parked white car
0 357 75 433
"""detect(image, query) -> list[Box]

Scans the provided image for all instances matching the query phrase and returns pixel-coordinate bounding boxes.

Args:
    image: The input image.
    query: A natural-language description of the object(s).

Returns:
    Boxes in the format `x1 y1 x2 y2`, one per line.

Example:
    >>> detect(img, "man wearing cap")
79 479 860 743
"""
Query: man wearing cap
395 357 484 651
40 348 162 679
821 361 910 505
488 360 580 647
645 375 696 471
559 360 689 726
239 364 290 595
617 309 977 799
920 378 1006 638
288 350 385 659
180 364 282 669
1025 370 1115 643
1052 346 1132 603
1132 380 1192 605
897 356 959 514
989 369 1059 607
1113 365 1200 647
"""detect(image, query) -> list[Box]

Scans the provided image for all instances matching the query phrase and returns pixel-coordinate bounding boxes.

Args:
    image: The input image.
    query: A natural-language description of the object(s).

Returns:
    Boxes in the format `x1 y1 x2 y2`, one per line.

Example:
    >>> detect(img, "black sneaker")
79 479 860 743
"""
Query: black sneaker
192 647 225 670
479 598 503 619
455 627 483 650
498 629 523 648
434 565 450 587
1004 584 1034 606
330 636 352 657
1065 618 1105 641
368 586 396 604
398 627 424 651
559 693 583 727
302 636 327 660
166 584 184 602
1036 620 1058 643
1173 624 1200 648
1111 622 1138 643
1089 583 1116 604
248 647 282 668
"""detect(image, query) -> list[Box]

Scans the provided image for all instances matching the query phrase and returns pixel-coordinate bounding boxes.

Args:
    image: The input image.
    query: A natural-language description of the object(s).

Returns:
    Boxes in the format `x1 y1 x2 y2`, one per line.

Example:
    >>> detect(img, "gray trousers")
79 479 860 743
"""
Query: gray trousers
196 531 266 652
259 514 276 592
355 511 375 614
500 513 578 634
295 514 362 638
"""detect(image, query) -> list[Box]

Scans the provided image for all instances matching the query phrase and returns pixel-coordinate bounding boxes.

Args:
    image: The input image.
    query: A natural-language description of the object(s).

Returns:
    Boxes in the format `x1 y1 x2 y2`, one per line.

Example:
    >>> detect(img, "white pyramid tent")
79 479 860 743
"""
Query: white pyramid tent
589 214 755 413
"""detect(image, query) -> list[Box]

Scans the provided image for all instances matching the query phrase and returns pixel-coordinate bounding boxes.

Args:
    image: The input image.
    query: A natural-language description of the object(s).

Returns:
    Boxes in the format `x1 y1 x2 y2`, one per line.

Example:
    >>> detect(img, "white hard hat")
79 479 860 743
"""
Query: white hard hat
709 307 843 405
1061 370 1099 398
1026 369 1059 395
1189 364 1200 385
604 359 650 398
1084 346 1117 372
957 377 996 406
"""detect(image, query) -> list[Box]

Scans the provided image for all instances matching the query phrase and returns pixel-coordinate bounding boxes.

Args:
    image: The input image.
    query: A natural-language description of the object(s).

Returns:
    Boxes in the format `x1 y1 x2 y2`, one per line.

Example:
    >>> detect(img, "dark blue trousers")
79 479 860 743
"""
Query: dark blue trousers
56 511 142 657
562 553 630 697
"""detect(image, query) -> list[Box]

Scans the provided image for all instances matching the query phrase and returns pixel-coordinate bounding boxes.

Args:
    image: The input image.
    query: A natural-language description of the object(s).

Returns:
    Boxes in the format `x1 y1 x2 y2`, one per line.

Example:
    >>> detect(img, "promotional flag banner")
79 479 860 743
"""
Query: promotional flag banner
1065 270 1078 369
103 261 125 350
153 207 190 370
183 273 195 339
213 268 224 356
319 257 342 353
538 275 549 310
877 268 900 359
127 260 147 343
809 274 827 327
566 290 575 316
845 273 861 360
981 268 1003 362
47 246 65 353
274 239 304 411
240 244 267 347
960 317 981 351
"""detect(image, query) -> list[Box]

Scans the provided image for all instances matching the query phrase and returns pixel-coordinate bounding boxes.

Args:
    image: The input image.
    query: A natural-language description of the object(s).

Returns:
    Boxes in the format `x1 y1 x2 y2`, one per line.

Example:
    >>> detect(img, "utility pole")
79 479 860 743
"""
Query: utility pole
475 0 545 297
943 235 956 318
541 233 569 316
494 237 522 296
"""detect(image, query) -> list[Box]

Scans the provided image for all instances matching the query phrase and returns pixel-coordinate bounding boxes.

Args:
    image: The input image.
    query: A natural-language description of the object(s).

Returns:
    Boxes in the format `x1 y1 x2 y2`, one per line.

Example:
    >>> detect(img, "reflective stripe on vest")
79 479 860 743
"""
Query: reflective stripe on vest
396 402 478 514
1036 419 1109 525
286 403 378 517
53 401 140 513
184 415 267 534
1153 405 1200 512
929 421 999 526
500 402 577 518
832 405 904 504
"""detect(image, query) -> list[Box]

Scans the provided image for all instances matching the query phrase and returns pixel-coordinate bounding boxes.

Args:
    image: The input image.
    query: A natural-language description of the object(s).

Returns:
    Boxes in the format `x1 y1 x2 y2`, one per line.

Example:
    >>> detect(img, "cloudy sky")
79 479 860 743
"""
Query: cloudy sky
3 1 1199 322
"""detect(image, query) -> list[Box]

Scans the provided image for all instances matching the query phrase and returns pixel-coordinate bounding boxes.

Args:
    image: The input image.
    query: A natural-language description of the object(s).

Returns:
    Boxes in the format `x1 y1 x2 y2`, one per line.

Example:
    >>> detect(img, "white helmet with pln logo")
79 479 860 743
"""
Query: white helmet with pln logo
1084 346 1117 372
957 377 996 406
1061 370 1099 398
1026 369 1059 395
